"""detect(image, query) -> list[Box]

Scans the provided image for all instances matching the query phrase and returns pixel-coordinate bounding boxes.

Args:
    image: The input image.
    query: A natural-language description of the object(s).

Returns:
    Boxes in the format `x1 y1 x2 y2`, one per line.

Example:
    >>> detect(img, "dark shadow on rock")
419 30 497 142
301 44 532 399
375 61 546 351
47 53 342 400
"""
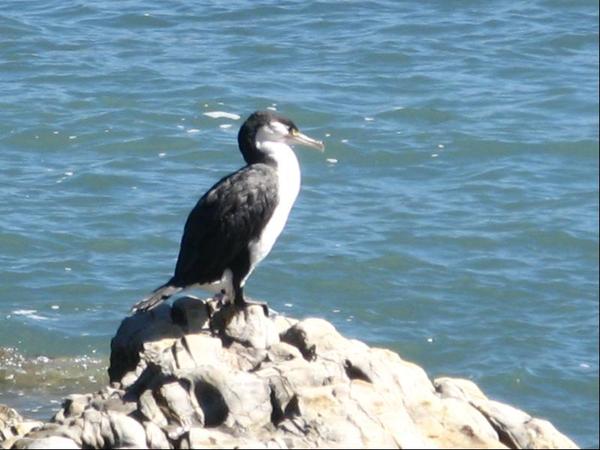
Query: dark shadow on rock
193 380 229 427
109 303 183 383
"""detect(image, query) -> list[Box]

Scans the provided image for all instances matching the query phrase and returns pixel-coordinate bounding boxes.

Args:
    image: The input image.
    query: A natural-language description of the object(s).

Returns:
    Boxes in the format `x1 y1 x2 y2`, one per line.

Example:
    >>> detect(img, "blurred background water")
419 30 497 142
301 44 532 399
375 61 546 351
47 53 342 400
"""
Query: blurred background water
0 0 598 446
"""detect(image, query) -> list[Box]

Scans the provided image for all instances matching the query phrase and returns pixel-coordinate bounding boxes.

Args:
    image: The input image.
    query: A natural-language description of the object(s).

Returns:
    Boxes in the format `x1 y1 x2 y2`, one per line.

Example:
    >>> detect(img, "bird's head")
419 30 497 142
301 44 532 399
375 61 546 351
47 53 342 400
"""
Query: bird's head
238 110 324 164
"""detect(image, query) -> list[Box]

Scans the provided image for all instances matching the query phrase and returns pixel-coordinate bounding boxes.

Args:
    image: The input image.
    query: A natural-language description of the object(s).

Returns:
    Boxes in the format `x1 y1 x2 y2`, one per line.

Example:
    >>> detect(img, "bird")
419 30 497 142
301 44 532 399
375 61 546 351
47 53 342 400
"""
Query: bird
131 110 324 314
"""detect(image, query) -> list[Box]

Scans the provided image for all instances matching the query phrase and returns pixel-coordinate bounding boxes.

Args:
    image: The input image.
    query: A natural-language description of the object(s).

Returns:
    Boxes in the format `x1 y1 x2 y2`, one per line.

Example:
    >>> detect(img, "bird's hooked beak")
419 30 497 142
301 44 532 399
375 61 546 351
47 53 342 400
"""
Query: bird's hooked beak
288 129 325 152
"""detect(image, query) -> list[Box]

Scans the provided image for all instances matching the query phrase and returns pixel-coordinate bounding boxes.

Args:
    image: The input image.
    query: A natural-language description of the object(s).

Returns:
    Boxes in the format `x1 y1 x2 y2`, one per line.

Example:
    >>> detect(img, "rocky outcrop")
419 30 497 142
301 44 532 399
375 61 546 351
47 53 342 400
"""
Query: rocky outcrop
0 405 42 450
4 296 578 449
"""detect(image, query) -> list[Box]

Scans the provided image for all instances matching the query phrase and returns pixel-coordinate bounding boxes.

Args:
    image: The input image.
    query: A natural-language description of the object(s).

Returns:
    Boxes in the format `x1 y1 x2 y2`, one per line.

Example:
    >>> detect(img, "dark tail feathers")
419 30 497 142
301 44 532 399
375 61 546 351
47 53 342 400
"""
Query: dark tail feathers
131 284 182 313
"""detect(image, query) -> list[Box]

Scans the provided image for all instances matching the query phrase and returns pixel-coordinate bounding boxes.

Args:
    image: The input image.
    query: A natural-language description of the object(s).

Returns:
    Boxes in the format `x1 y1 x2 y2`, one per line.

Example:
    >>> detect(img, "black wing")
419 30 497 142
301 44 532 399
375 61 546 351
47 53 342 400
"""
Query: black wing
170 164 279 287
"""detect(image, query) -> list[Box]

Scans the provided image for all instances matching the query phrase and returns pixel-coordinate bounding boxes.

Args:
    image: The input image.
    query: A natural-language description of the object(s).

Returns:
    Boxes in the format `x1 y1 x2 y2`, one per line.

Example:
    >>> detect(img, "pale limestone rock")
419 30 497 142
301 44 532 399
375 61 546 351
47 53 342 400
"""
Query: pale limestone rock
223 304 280 349
266 341 303 364
176 333 223 369
345 380 431 449
138 389 168 428
109 303 182 382
106 411 147 449
525 418 579 450
434 377 578 449
272 315 299 336
183 366 272 431
8 297 578 450
11 435 79 449
80 408 105 448
187 426 230 448
434 377 489 403
223 342 267 371
0 405 42 450
281 318 341 359
143 420 170 449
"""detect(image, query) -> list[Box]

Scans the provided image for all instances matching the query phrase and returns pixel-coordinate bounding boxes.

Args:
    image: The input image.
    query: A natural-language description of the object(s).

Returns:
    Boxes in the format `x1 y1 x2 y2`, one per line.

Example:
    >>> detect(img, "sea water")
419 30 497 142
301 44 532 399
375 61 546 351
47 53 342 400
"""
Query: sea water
0 1 598 446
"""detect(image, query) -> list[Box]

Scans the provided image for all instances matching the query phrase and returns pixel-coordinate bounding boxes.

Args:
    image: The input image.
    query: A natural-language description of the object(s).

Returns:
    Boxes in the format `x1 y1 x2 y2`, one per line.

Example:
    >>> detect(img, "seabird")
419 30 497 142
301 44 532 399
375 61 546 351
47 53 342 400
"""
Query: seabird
131 110 324 314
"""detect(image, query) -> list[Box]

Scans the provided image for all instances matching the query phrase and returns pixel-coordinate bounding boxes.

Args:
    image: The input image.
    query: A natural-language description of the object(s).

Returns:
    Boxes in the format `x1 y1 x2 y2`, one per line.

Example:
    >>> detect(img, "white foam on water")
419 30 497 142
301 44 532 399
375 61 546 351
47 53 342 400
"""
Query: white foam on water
186 129 200 134
203 111 241 120
12 309 49 321
8 308 34 316
219 124 232 129
326 158 338 164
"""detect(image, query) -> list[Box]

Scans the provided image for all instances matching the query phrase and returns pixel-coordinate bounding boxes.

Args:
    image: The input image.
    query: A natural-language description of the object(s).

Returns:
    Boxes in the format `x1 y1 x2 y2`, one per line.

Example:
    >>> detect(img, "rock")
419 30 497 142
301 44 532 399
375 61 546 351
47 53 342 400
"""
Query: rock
8 296 578 449
80 408 106 448
171 296 210 333
156 379 204 431
106 411 147 449
187 426 259 449
143 421 170 449
222 304 280 349
0 405 42 449
434 377 578 449
11 436 79 449
109 303 183 383
53 395 91 423
281 318 341 360
138 389 168 428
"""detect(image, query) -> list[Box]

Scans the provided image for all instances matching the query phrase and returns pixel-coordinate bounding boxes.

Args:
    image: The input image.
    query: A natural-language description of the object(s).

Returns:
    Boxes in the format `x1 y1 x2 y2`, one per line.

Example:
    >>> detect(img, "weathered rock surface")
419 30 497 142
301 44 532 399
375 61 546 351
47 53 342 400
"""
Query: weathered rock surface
0 405 42 450
4 296 578 449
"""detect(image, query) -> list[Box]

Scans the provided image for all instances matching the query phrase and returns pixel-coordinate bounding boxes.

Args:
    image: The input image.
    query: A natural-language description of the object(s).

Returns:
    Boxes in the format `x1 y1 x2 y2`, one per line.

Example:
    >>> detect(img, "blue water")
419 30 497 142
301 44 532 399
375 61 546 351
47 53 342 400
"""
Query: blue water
0 0 598 446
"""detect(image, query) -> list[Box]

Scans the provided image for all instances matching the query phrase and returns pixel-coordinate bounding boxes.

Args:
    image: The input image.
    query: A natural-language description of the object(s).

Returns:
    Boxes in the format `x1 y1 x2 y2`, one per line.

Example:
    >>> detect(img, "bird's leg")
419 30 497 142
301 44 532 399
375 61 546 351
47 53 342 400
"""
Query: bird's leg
234 285 269 317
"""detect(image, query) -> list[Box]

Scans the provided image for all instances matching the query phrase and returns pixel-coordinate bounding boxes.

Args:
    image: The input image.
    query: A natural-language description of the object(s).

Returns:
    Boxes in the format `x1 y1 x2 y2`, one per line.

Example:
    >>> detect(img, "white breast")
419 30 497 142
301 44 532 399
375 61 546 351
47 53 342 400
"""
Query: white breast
245 142 301 285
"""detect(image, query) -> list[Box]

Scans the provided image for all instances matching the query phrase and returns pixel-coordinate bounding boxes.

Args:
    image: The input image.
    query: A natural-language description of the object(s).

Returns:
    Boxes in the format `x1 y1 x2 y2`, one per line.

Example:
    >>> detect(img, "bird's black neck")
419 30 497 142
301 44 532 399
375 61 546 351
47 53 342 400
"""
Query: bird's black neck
238 125 275 166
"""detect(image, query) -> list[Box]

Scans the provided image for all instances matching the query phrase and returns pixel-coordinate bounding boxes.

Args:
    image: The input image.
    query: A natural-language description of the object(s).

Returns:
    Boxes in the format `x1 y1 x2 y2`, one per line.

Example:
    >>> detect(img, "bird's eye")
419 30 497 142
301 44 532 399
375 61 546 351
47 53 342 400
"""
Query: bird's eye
290 128 299 136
